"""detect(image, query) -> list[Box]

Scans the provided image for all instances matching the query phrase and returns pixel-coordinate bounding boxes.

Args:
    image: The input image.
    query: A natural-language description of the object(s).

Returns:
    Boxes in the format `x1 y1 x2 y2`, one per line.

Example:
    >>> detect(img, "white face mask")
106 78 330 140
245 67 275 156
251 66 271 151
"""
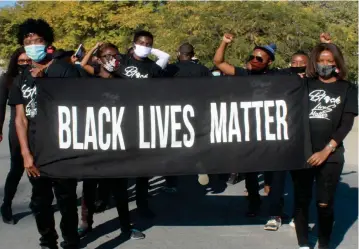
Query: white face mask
133 44 152 58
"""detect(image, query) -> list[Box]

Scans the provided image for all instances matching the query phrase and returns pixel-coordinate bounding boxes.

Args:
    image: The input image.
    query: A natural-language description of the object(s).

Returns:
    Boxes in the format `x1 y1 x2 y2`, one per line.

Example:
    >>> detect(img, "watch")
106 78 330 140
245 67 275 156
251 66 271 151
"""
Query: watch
327 143 336 152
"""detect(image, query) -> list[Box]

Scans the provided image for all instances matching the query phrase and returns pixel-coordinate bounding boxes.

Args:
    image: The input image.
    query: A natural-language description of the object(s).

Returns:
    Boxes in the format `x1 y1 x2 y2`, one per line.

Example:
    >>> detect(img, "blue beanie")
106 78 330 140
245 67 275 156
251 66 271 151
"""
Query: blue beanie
254 43 277 61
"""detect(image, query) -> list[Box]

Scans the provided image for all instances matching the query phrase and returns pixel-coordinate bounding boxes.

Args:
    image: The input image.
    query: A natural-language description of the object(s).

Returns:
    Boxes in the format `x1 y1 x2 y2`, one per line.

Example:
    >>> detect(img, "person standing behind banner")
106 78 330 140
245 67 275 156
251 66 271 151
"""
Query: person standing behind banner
113 30 164 219
8 18 81 249
77 42 145 240
292 43 357 249
213 33 280 217
0 47 31 225
163 42 211 192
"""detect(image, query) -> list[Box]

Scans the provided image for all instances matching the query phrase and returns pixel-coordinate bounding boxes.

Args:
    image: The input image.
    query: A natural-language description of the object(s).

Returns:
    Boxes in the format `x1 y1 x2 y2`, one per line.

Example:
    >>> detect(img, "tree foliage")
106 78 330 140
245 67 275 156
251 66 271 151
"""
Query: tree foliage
0 0 357 81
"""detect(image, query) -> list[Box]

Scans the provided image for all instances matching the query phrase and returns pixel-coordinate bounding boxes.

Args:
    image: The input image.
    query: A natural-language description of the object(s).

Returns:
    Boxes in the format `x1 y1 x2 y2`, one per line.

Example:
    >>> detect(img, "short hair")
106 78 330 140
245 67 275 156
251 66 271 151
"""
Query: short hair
292 50 308 58
133 30 153 43
306 43 347 80
16 18 54 45
96 43 119 57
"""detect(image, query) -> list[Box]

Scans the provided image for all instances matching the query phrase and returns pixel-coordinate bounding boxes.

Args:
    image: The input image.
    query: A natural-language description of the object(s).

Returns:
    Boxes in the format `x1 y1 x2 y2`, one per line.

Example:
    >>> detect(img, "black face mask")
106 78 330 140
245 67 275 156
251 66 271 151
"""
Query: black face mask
290 66 306 74
18 64 29 74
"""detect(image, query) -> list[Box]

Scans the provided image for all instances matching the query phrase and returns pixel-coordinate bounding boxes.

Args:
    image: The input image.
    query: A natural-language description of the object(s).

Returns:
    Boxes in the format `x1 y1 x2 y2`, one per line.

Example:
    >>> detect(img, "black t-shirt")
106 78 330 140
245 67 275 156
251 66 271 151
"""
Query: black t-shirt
308 78 358 161
165 60 211 77
115 54 164 79
8 60 80 150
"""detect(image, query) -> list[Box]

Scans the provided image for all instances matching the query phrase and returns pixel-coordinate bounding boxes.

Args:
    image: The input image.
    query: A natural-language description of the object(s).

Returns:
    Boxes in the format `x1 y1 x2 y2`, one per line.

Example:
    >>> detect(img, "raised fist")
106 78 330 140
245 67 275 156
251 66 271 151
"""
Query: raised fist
223 33 234 44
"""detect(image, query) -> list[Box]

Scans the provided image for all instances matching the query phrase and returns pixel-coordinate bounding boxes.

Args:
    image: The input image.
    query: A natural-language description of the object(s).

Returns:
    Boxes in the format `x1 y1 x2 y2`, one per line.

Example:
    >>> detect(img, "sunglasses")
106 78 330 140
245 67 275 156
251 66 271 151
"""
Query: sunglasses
249 55 263 63
18 59 32 64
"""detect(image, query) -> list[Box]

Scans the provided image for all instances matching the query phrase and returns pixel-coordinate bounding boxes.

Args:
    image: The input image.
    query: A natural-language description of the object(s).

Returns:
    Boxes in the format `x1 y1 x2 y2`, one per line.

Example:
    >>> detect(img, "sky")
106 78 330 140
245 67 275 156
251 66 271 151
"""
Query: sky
0 1 17 8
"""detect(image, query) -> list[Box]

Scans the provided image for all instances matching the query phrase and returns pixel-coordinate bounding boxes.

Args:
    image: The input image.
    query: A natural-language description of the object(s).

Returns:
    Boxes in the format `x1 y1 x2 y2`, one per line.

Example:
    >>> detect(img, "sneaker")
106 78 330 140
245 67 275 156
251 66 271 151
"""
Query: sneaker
289 218 295 228
162 186 178 194
227 173 240 185
78 225 92 238
1 204 15 225
289 218 312 231
198 174 209 185
122 229 145 240
299 247 310 249
264 216 282 231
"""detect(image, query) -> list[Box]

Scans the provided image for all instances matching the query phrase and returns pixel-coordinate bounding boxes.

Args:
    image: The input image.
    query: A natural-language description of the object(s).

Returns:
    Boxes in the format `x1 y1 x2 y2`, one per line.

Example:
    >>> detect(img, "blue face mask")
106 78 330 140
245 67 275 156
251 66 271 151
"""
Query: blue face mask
25 44 47 62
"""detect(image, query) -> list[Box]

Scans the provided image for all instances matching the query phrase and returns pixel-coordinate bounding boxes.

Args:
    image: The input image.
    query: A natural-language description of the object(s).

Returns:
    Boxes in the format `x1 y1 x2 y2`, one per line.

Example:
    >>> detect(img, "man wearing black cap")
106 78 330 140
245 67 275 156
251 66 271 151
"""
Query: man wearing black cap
165 43 210 77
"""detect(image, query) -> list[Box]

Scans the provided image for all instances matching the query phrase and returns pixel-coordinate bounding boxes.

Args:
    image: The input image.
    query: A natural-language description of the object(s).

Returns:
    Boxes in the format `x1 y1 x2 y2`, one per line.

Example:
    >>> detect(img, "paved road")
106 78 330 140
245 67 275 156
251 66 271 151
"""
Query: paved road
0 110 357 249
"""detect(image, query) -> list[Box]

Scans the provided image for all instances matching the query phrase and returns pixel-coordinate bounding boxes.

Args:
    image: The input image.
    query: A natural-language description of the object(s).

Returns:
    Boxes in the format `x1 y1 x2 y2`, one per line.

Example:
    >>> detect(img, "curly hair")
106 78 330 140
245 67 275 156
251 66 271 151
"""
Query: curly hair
16 18 54 45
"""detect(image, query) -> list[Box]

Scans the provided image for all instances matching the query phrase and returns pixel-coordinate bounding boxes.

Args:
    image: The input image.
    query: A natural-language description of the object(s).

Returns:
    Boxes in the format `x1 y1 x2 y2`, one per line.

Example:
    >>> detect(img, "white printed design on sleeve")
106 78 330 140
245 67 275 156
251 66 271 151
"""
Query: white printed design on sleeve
21 84 37 118
309 89 341 120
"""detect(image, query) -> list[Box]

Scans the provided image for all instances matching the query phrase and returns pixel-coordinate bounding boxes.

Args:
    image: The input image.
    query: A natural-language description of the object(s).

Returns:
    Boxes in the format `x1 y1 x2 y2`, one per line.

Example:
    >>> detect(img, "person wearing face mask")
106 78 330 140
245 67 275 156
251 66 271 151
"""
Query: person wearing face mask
77 43 145 240
279 51 309 76
0 47 31 224
8 18 81 249
114 30 164 79
214 33 281 219
113 31 164 219
291 43 357 249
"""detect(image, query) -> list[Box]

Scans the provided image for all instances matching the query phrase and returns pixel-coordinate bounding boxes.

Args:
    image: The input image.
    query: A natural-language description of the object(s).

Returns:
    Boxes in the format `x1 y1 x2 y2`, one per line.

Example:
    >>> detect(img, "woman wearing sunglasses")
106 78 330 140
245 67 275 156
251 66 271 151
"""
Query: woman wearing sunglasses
0 47 31 224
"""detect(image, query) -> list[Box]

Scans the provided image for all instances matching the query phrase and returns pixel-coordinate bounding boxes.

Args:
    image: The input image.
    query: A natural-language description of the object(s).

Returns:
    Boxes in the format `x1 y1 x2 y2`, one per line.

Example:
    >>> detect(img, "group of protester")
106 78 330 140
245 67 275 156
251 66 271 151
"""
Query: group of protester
0 18 357 249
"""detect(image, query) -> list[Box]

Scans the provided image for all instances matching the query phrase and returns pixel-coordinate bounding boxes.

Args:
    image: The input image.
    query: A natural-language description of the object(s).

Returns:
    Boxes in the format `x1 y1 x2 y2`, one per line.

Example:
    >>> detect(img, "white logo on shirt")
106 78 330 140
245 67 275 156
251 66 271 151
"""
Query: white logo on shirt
21 85 37 118
124 66 148 78
309 90 341 120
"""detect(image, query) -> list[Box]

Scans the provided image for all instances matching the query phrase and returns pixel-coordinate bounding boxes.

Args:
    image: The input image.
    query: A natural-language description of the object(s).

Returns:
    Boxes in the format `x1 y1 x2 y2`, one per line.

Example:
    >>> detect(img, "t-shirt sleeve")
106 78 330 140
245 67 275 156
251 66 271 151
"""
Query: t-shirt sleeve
201 66 211 77
63 64 81 78
234 67 249 76
344 83 358 115
152 64 165 78
8 75 24 106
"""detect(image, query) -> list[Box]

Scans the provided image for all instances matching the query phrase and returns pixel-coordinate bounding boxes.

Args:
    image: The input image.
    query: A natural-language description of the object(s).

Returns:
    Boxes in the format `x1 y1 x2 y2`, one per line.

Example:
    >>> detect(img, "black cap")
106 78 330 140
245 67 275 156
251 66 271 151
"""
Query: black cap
178 43 194 54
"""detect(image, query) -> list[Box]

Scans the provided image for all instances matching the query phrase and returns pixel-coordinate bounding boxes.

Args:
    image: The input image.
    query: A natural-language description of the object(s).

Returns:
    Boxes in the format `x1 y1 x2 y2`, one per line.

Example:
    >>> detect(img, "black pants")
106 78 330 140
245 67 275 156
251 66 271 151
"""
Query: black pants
2 122 24 206
245 172 273 202
29 177 79 249
165 176 178 188
268 171 286 216
291 162 344 248
82 178 131 232
136 177 149 209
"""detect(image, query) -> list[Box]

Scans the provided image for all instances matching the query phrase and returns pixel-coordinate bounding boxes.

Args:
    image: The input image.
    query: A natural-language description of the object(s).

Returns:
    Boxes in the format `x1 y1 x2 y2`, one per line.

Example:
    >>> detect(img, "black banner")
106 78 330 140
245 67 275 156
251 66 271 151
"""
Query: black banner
35 75 311 178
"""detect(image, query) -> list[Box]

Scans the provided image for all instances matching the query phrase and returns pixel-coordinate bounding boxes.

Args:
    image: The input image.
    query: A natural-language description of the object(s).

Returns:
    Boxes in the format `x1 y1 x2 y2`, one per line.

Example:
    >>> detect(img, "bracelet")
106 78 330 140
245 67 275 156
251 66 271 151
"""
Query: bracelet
326 143 336 152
